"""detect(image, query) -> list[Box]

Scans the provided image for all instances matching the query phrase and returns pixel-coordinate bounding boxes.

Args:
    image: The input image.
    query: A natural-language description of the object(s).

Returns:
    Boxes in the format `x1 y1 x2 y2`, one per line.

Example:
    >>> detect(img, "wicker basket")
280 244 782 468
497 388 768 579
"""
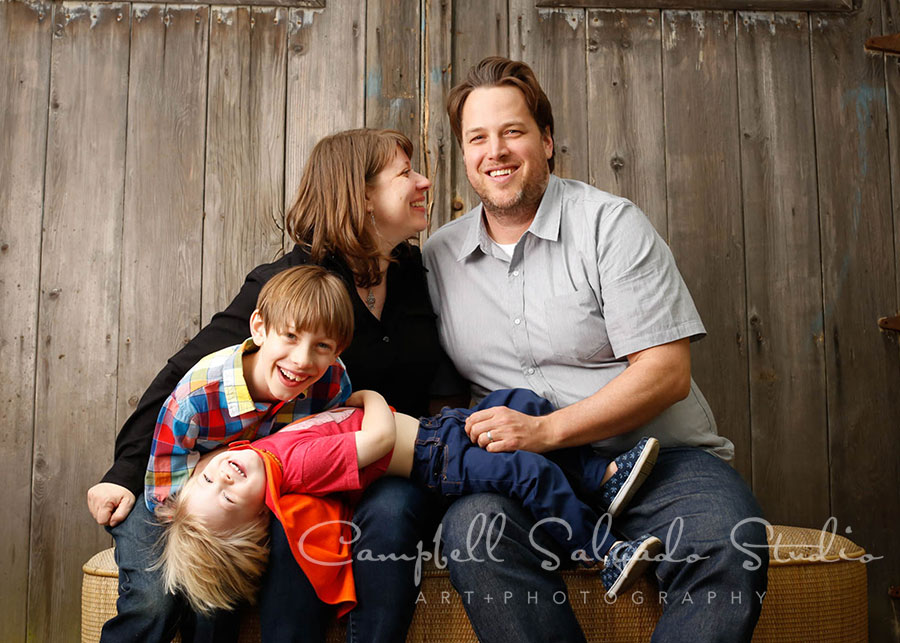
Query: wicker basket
82 524 867 642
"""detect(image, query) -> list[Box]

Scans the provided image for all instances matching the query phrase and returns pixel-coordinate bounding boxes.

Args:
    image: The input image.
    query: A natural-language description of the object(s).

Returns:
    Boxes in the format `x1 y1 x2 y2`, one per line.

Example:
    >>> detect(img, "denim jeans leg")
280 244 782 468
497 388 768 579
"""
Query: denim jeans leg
441 493 587 643
612 447 769 643
257 516 333 643
101 495 186 643
429 424 614 557
346 477 436 643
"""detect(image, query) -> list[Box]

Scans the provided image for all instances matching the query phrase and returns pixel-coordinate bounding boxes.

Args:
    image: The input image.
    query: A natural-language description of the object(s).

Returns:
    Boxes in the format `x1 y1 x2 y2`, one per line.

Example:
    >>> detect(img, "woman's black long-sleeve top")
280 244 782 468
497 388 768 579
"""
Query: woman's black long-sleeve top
101 242 444 497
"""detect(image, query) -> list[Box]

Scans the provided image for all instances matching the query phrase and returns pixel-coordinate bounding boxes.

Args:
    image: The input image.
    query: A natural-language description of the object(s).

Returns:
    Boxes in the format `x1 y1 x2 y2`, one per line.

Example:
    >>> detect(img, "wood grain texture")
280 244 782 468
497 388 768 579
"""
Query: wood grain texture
29 3 131 639
204 6 287 324
447 0 509 217
510 4 589 181
284 3 365 236
736 12 828 526
662 11 751 481
0 2 51 639
422 0 453 236
117 3 208 437
210 0 323 6
586 9 667 236
537 0 853 10
886 0 900 338
365 0 420 140
811 3 900 639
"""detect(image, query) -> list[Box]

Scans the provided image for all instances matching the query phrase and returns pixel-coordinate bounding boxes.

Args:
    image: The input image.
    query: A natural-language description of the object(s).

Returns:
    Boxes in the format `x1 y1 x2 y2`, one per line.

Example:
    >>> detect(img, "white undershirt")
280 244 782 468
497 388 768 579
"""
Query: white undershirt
492 241 517 259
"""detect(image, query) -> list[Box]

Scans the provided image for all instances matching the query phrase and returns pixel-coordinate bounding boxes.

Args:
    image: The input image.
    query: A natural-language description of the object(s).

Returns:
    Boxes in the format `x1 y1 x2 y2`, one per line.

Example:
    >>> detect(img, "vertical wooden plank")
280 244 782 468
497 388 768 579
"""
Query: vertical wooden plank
736 12 828 526
586 9 667 236
422 0 453 236
886 0 900 328
284 3 365 237
0 1 51 639
204 6 287 324
509 4 589 181
448 0 509 216
811 3 900 639
117 2 208 438
662 11 750 481
366 0 420 143
29 3 130 639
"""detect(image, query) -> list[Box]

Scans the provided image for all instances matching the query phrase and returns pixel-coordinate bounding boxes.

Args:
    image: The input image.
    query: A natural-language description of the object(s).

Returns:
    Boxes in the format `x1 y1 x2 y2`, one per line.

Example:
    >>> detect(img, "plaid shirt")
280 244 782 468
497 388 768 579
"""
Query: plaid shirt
144 338 351 510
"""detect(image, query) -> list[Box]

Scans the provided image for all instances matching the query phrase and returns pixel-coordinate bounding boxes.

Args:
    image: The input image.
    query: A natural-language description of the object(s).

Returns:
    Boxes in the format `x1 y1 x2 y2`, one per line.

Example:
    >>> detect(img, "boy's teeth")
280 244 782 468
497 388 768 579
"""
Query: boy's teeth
279 367 303 382
489 168 513 177
229 461 245 476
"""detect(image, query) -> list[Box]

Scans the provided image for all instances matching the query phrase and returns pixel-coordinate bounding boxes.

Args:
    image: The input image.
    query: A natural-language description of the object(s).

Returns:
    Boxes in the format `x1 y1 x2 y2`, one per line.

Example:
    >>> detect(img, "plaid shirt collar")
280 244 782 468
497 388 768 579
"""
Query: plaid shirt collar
222 338 301 418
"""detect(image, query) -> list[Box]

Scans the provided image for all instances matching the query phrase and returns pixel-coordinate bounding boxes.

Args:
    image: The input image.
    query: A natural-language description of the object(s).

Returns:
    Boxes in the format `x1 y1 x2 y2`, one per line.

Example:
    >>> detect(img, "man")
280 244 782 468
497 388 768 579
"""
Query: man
423 56 767 642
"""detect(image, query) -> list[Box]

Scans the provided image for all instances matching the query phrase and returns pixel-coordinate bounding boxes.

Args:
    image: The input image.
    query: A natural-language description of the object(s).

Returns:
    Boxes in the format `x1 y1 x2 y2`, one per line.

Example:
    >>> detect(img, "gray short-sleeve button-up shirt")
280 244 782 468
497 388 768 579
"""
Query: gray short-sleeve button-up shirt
423 175 733 460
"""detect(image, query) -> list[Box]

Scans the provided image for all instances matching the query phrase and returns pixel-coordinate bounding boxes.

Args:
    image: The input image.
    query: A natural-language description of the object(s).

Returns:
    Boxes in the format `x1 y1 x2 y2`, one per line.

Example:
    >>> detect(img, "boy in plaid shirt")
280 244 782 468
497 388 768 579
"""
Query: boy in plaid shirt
143 265 353 512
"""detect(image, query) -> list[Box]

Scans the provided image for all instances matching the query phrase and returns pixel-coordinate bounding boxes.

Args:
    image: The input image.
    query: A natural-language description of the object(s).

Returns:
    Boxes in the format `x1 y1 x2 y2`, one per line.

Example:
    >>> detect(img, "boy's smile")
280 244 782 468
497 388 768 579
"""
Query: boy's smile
245 309 340 403
185 449 267 532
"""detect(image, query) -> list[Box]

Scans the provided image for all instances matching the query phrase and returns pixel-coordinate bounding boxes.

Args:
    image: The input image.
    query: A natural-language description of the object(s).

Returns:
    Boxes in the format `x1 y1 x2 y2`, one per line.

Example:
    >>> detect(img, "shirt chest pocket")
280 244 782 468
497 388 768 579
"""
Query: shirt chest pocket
542 289 611 363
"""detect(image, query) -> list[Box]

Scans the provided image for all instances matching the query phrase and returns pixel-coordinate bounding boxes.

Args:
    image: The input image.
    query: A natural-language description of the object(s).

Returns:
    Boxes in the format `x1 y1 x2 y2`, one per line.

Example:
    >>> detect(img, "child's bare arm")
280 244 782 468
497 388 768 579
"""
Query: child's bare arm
345 390 396 468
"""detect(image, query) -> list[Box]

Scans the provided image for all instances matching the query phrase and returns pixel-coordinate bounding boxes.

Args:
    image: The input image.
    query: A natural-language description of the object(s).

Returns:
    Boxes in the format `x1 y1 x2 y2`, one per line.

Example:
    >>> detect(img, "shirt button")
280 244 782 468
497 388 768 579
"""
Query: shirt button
512 270 520 277
383 336 390 343
527 367 535 375
514 318 521 325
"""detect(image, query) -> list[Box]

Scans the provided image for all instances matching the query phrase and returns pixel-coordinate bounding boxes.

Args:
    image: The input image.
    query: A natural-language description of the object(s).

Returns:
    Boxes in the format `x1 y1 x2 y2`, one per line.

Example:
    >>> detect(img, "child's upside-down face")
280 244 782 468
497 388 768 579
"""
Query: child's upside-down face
185 449 267 531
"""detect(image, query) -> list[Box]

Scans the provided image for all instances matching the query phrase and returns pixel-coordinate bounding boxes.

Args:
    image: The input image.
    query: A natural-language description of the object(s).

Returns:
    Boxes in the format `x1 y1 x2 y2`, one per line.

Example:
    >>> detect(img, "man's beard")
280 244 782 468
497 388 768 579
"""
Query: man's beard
474 168 550 222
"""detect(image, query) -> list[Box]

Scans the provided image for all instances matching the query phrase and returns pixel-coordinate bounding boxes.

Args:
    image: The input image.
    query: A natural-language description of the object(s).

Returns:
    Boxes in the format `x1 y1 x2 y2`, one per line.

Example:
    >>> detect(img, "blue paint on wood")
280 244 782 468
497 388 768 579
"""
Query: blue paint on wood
839 86 887 178
367 69 382 97
811 86 886 337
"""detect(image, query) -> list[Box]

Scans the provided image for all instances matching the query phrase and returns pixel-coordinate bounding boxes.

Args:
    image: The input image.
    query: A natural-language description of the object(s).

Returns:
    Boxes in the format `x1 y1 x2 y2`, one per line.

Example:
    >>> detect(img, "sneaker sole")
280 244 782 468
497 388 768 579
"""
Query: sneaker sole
604 536 663 600
606 437 659 518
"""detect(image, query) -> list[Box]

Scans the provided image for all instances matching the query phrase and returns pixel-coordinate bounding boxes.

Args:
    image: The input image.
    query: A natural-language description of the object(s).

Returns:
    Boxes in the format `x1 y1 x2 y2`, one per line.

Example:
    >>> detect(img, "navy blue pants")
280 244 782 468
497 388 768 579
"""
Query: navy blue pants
411 389 617 559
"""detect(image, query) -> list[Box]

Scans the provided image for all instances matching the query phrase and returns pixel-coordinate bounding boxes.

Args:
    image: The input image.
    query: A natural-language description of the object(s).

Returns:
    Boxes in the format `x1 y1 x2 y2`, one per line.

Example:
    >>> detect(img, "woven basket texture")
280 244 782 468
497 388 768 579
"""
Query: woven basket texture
81 525 867 642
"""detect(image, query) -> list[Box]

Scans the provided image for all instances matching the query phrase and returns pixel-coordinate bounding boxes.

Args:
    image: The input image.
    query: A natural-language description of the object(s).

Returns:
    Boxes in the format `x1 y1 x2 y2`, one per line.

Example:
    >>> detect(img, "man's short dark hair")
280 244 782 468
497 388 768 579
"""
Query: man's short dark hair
446 56 555 173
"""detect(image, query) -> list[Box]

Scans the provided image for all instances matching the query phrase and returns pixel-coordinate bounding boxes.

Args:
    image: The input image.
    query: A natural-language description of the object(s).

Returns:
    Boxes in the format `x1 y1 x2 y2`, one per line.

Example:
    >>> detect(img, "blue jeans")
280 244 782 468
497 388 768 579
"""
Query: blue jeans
413 389 615 558
104 480 435 643
262 477 435 643
102 495 188 643
441 447 768 643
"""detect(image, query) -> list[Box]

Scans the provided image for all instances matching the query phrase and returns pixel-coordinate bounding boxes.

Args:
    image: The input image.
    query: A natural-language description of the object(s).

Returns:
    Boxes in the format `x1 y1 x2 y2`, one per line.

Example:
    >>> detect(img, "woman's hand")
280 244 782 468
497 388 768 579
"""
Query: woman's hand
87 482 136 527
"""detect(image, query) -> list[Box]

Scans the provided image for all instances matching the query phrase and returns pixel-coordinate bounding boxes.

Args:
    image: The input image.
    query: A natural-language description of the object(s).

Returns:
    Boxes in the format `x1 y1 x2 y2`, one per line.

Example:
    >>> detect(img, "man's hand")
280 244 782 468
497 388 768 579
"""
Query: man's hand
465 406 557 453
87 482 136 527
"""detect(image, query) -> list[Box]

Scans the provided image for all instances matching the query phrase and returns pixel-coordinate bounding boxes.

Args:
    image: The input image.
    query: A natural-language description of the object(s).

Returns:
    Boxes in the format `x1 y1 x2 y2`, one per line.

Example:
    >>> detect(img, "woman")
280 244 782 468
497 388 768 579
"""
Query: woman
88 129 448 642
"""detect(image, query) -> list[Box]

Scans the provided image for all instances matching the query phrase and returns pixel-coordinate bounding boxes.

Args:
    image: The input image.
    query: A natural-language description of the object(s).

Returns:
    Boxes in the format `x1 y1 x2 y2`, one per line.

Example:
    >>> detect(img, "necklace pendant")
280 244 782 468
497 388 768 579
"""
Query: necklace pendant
366 289 376 310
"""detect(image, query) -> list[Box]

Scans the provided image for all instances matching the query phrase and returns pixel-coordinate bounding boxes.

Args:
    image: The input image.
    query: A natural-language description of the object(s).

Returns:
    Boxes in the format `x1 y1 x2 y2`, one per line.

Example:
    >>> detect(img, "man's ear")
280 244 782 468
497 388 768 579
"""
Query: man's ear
542 127 554 160
249 309 266 346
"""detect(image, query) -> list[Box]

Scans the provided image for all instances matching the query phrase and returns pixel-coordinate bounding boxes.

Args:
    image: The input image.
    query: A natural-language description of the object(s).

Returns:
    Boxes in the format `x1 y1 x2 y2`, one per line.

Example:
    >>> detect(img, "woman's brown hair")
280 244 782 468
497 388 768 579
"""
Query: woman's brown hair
285 129 414 288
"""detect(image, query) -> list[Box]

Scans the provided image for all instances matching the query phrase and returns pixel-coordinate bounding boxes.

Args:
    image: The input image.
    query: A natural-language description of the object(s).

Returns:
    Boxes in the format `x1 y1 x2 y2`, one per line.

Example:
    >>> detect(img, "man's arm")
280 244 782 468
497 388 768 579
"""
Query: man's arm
465 338 691 453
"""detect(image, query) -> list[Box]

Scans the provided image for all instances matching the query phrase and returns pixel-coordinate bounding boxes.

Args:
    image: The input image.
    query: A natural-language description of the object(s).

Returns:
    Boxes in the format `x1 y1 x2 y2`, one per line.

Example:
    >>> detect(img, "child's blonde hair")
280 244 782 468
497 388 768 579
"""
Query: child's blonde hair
154 480 271 614
257 265 354 353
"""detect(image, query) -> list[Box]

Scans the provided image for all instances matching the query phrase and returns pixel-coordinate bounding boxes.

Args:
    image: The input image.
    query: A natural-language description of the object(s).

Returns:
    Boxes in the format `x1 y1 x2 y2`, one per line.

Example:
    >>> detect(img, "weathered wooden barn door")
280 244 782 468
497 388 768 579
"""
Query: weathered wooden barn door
1 0 899 640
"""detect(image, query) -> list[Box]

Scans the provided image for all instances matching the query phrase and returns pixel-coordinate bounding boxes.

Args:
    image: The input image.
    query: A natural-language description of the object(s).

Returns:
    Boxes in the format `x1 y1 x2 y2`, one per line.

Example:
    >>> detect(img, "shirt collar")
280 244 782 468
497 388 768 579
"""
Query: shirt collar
455 174 563 261
223 338 295 417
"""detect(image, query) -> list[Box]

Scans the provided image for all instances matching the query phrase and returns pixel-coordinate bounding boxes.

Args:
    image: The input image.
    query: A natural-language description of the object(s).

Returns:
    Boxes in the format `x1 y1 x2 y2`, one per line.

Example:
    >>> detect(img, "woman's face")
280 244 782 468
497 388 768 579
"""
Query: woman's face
366 147 431 250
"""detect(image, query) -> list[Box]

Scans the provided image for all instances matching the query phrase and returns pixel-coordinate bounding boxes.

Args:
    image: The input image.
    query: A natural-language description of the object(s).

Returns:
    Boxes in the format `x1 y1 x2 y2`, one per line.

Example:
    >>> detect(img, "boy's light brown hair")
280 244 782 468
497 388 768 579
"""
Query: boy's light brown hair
257 265 354 353
446 56 556 172
154 480 271 613
285 128 415 289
